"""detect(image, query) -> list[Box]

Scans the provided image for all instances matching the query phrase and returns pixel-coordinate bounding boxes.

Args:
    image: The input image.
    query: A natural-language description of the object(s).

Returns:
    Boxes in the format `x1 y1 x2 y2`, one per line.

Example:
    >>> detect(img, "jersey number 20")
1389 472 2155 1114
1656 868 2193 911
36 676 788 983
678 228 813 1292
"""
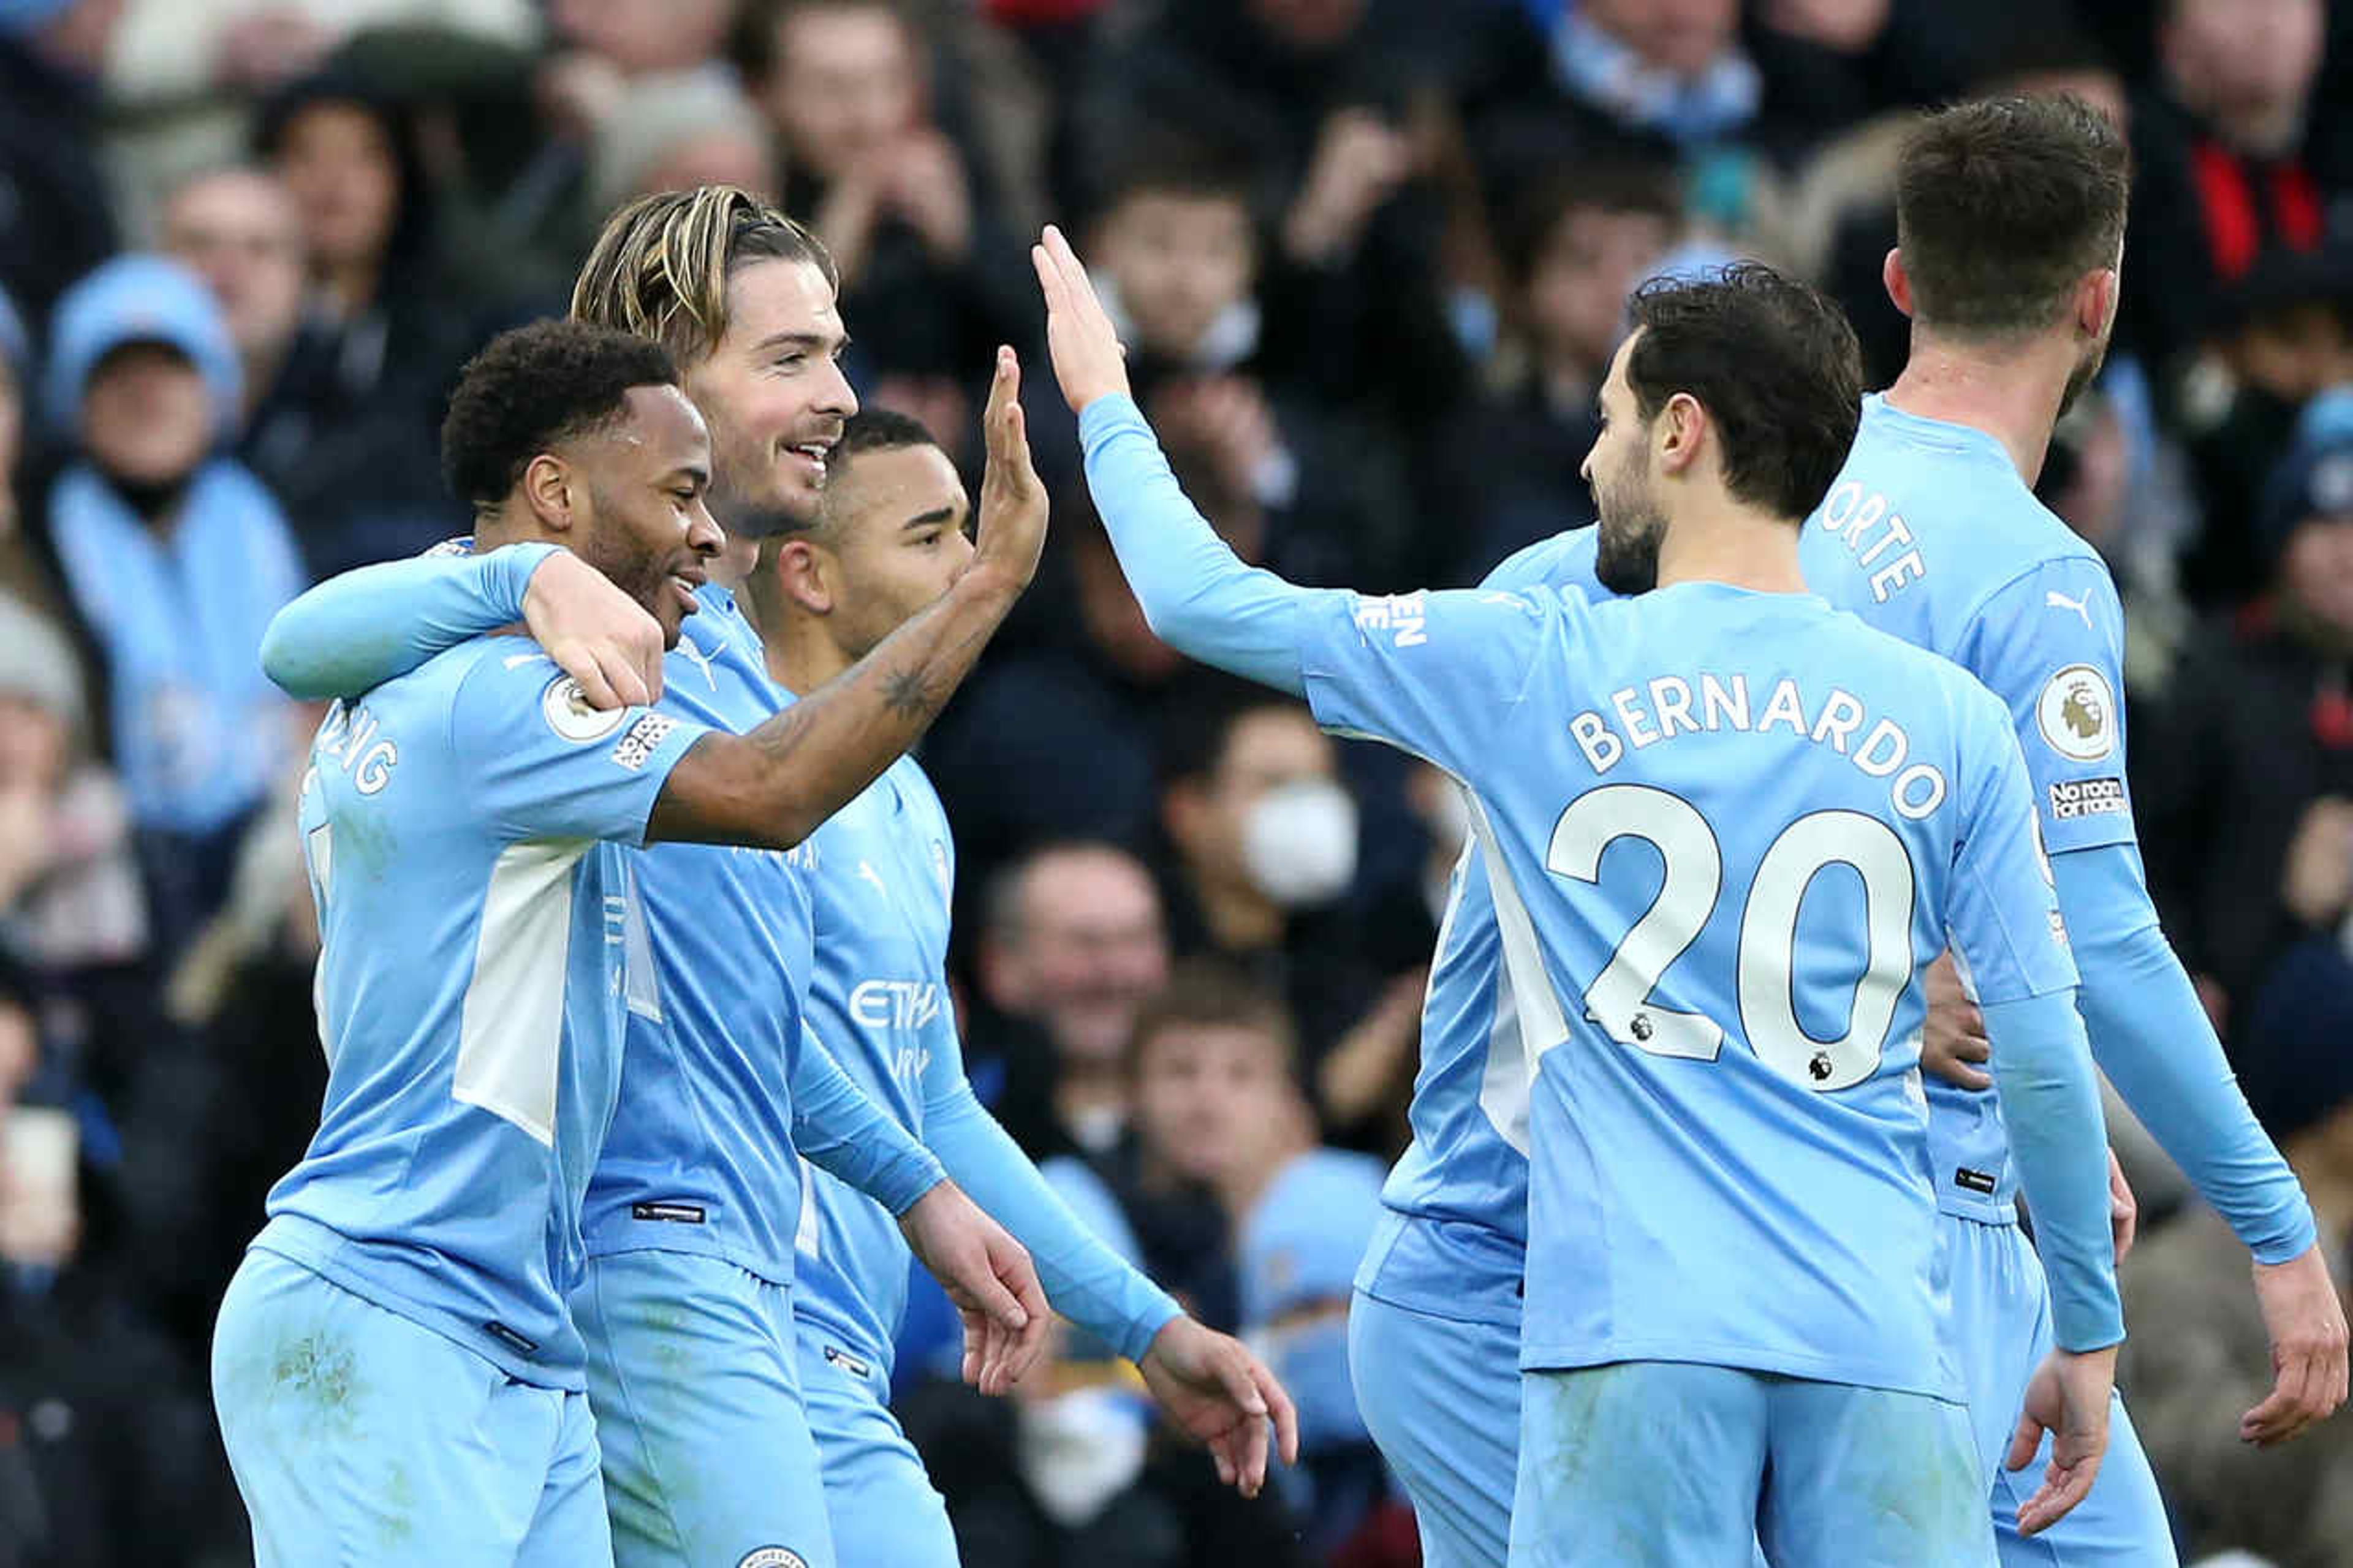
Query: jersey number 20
1548 784 1915 1091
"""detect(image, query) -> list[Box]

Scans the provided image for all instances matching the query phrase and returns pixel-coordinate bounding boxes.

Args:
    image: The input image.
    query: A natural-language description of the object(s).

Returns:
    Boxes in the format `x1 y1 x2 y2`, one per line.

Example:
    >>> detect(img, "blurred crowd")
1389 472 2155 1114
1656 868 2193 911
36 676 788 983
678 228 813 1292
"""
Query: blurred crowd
0 0 2350 1563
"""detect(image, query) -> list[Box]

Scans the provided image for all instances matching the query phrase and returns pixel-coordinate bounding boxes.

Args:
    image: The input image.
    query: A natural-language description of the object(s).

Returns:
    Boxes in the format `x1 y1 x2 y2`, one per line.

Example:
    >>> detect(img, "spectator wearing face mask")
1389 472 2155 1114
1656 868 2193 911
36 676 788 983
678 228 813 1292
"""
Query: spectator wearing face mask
2137 403 2353 1036
29 256 305 961
1154 683 1403 1091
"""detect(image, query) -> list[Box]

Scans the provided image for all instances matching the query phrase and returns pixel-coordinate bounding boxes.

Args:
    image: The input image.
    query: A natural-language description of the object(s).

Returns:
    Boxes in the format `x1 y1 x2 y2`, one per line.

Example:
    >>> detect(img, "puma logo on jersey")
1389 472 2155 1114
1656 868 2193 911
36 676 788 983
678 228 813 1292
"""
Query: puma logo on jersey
2044 589 2094 629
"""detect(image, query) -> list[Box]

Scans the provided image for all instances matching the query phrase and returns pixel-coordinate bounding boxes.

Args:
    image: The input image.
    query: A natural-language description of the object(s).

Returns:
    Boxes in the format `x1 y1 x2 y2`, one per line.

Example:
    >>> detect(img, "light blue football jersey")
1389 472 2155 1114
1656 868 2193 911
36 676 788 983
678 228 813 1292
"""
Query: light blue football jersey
1298 579 2075 1396
1355 528 1610 1330
791 747 961 1376
1801 395 2133 1223
257 638 706 1387
580 586 828 1283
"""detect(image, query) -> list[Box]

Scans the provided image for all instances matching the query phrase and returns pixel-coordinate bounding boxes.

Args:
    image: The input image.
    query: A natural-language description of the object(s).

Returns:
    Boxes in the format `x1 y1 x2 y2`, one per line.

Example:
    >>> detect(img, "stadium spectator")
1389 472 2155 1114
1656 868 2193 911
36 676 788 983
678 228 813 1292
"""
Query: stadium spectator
737 0 1034 411
158 166 309 429
1154 684 1396 1078
1431 161 1680 580
30 257 304 960
1086 143 1410 589
252 69 472 574
2177 247 2353 608
0 594 143 977
971 839 1171 1159
587 70 779 218
2121 949 2353 1566
1077 0 1471 434
2124 0 2353 379
0 0 123 336
1222 1002 1389 1557
2139 408 2353 1029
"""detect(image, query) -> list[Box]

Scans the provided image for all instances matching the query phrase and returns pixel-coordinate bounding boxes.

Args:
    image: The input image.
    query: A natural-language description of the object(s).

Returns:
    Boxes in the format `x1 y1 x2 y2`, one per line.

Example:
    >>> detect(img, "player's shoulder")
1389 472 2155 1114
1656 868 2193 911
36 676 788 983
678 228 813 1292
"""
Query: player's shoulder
1478 525 1605 601
1819 604 2006 725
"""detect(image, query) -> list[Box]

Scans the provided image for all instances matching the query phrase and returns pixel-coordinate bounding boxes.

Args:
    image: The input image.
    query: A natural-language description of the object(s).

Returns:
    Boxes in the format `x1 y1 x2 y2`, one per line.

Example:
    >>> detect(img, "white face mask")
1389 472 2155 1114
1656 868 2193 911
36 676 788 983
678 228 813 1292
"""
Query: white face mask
1240 777 1358 908
1017 1385 1150 1527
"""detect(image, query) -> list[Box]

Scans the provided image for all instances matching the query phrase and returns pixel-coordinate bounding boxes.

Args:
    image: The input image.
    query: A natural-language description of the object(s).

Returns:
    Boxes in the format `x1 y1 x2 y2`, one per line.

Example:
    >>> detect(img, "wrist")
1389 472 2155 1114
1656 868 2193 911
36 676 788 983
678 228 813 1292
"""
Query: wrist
957 555 1032 602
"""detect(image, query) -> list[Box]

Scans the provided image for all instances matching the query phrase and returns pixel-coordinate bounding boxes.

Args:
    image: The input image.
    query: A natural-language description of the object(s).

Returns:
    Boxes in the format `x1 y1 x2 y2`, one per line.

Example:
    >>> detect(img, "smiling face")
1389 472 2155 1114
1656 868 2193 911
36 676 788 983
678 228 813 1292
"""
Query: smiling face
566 383 724 645
682 257 857 535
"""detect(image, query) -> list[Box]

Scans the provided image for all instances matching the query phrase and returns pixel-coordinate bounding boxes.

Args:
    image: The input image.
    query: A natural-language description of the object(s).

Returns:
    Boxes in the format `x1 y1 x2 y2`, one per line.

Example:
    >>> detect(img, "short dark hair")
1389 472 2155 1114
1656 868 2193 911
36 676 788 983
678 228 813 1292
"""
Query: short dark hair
1895 94 2131 339
1156 673 1313 792
836 407 938 465
1126 956 1298 1081
1623 263 1863 523
440 319 679 509
1090 134 1257 227
1502 160 1682 287
730 0 919 85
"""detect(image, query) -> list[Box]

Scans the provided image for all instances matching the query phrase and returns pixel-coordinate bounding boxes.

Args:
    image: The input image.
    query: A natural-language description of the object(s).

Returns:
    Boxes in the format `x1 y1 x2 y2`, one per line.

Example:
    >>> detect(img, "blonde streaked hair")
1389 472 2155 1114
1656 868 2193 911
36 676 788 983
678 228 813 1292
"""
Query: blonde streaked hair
570 184 838 364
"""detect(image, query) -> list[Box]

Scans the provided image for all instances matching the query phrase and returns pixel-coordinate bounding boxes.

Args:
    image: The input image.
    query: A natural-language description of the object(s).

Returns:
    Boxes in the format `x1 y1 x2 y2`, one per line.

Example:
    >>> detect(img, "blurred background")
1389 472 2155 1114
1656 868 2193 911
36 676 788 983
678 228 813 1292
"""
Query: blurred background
0 0 2349 1562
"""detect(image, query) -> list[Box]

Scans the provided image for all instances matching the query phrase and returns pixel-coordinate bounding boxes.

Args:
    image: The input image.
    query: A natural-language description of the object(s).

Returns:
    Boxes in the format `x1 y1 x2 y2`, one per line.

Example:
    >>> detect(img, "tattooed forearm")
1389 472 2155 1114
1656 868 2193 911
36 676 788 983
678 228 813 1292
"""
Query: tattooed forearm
880 665 938 721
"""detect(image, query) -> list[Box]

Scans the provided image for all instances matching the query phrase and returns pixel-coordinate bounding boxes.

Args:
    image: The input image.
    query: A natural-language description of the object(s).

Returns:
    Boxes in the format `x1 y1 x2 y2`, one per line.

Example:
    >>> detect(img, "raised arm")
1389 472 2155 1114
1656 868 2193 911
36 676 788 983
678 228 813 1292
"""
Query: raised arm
646 349 1048 849
1034 225 1316 695
260 540 669 709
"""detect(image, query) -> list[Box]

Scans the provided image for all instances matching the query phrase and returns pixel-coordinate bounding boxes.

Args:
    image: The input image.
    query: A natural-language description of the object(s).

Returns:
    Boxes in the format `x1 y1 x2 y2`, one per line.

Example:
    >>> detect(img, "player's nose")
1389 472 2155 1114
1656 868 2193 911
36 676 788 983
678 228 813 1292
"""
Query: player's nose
685 499 723 558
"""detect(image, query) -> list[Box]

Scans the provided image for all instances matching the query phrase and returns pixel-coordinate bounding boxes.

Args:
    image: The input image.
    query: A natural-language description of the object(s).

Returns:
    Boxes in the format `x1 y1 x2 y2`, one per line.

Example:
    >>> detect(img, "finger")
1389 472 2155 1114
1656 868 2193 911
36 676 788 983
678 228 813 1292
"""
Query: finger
559 646 621 710
594 646 652 709
2004 1408 2045 1473
1042 225 1104 321
1946 1062 1996 1093
1953 1031 1990 1062
958 1305 985 1388
1030 243 1069 317
2240 1361 2312 1444
2015 1461 2091 1537
1263 1360 1301 1466
1000 1270 1053 1385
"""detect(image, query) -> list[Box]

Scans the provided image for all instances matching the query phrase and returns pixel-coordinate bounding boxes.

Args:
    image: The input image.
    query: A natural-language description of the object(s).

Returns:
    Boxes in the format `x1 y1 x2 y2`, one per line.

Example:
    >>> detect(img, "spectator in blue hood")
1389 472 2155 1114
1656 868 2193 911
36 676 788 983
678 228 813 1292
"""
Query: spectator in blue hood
34 256 305 960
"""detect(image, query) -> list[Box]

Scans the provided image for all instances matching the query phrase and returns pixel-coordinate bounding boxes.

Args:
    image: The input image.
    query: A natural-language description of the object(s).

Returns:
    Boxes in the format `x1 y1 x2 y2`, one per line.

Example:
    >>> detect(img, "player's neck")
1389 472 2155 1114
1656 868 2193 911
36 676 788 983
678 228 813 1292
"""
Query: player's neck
1885 334 2067 487
1654 504 1808 595
756 612 849 697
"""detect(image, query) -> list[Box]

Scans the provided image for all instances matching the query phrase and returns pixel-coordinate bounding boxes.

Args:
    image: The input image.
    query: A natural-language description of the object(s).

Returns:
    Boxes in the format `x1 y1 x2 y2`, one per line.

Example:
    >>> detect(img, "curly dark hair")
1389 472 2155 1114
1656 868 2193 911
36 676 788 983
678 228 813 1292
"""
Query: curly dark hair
1624 262 1865 523
439 320 680 509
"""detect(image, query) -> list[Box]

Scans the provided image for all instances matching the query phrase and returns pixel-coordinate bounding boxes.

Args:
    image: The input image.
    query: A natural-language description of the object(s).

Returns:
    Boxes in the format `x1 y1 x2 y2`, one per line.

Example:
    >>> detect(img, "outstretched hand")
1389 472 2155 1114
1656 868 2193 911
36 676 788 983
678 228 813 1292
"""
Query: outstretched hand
969 345 1050 591
1030 225 1132 416
1136 1316 1301 1498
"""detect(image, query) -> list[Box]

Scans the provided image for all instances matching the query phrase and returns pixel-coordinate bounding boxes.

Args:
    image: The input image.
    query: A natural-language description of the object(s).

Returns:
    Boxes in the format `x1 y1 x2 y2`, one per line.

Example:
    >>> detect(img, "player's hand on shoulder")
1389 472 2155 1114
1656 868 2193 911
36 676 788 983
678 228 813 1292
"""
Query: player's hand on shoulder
969 346 1050 594
521 548 665 710
2243 1243 2351 1446
1030 225 1132 415
1137 1315 1301 1498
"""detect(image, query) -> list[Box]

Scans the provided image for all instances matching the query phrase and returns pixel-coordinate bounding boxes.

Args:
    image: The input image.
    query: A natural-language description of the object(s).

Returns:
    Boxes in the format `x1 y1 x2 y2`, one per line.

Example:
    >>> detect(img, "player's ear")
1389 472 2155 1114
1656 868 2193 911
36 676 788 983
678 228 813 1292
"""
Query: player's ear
1882 249 1914 320
770 536 836 616
521 452 576 535
1656 392 1705 475
2075 266 2120 342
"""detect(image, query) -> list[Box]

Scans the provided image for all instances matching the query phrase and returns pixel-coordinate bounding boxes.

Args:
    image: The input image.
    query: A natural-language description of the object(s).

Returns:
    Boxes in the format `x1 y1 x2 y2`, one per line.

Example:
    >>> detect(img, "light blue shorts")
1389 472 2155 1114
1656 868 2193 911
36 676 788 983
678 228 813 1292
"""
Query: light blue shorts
573 1249 833 1568
213 1247 611 1567
794 1320 960 1568
1509 1360 1993 1568
1348 1289 1520 1568
1941 1216 2177 1567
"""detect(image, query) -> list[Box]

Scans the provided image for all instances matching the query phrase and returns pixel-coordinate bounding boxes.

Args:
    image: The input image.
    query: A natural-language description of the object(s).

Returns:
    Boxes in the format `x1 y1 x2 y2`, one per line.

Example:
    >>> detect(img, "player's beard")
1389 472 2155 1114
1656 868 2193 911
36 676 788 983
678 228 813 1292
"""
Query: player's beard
2056 332 2108 422
1593 465 1667 596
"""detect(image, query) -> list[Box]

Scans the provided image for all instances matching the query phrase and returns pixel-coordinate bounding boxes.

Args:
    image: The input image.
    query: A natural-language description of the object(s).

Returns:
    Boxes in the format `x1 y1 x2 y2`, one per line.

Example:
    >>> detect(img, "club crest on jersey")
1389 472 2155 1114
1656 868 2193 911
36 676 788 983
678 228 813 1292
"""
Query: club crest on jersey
541 674 629 743
736 1551 809 1568
2034 664 2115 763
